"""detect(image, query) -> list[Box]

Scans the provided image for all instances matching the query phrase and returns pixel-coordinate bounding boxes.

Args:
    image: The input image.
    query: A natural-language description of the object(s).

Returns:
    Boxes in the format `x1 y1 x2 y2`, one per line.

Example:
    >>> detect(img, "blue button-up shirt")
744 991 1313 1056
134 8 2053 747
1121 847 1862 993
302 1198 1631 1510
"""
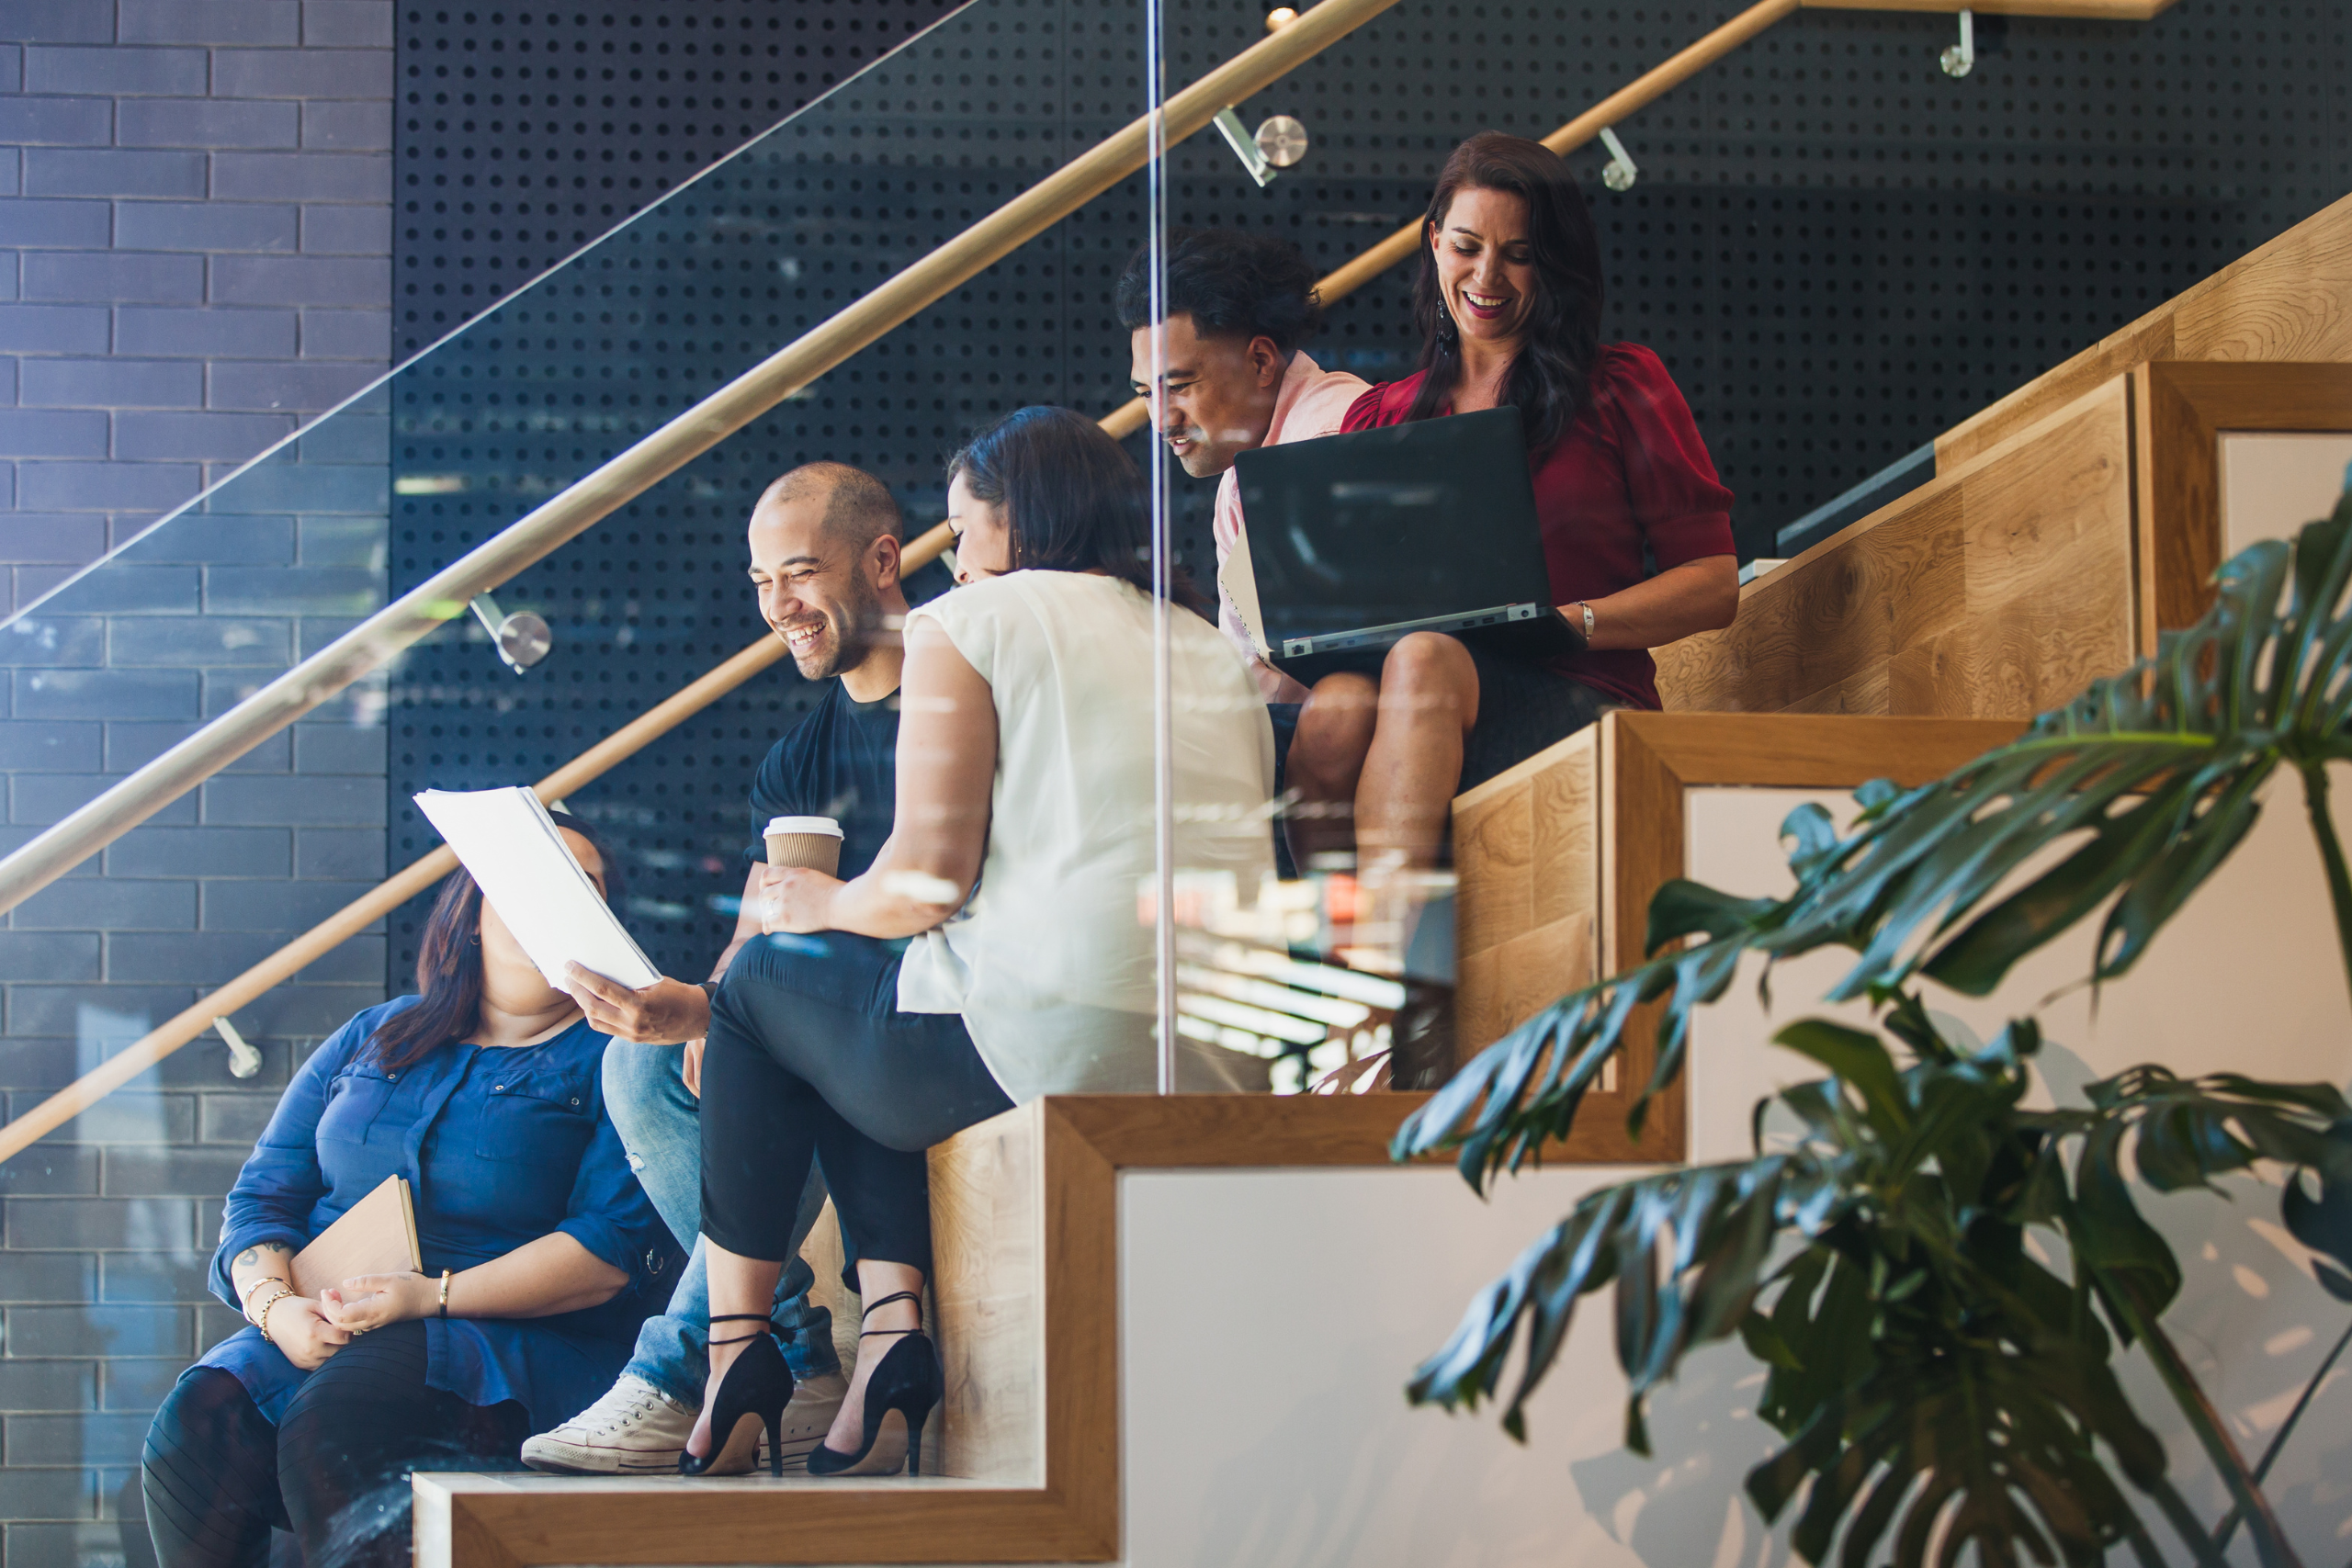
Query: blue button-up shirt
199 997 678 1429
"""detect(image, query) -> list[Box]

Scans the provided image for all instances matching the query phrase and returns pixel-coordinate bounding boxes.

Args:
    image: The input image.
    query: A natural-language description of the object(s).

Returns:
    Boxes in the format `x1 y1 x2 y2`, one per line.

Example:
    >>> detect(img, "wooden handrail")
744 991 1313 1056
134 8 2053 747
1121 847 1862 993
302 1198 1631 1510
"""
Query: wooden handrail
0 0 1408 924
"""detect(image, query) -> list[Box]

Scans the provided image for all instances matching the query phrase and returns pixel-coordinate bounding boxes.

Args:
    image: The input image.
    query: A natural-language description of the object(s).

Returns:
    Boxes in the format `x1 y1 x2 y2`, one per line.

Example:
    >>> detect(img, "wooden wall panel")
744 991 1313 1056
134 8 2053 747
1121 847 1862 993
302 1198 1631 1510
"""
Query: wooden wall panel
1658 377 2134 719
929 1107 1045 1484
1453 728 1598 1067
2136 362 2352 631
2172 205 2352 366
1448 714 2029 1173
1939 190 2352 469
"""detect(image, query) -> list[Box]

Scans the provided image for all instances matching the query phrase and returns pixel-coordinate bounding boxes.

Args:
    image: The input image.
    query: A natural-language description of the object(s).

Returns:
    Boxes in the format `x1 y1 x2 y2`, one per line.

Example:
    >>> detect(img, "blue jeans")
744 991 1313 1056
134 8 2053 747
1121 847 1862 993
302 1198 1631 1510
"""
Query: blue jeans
602 1040 842 1403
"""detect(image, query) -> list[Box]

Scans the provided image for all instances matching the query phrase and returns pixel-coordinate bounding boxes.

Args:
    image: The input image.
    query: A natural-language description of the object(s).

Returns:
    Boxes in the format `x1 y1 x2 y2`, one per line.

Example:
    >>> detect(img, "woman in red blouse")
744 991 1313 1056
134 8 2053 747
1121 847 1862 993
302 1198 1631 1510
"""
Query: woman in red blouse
1286 132 1738 973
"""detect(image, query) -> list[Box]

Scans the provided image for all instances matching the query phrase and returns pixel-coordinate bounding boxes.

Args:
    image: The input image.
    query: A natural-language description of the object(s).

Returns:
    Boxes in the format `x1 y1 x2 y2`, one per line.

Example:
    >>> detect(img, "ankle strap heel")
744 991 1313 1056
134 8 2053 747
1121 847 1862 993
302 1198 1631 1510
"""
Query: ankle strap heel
706 1312 778 1348
857 1292 922 1337
680 1316 795 1479
809 1293 943 1478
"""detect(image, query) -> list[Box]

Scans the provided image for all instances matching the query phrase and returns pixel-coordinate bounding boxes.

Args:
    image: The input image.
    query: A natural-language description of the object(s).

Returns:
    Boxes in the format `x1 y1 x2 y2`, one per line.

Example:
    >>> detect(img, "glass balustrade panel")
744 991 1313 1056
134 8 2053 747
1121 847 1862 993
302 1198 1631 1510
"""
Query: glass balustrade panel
3 0 1525 1098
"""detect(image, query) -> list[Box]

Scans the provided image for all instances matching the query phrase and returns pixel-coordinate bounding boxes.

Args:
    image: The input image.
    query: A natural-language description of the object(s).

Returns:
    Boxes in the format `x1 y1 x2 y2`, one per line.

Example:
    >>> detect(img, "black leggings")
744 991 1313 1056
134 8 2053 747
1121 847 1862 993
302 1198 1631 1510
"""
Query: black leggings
699 937 1012 1280
141 1321 529 1568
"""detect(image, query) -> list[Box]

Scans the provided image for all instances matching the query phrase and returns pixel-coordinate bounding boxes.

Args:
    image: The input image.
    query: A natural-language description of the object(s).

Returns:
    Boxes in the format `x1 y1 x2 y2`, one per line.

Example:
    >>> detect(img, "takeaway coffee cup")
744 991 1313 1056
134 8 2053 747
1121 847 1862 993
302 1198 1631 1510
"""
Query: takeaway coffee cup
763 815 843 876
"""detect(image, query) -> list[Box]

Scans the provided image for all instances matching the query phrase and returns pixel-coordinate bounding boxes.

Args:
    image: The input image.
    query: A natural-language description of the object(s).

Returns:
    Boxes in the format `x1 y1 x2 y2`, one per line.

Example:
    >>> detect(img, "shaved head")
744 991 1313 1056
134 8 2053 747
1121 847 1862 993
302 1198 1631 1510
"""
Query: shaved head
746 461 907 687
756 461 903 556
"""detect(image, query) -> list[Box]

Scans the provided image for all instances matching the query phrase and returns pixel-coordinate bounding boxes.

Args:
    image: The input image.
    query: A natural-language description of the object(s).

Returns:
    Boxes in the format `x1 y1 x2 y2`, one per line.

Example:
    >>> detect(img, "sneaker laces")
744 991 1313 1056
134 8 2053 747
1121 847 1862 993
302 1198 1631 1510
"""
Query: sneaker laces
570 1378 675 1437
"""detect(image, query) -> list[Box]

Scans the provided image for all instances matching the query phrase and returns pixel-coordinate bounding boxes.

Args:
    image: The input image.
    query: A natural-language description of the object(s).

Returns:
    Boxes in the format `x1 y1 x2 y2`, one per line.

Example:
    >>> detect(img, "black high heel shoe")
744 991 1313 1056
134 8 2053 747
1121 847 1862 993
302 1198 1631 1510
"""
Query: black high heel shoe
678 1314 796 1478
808 1292 943 1478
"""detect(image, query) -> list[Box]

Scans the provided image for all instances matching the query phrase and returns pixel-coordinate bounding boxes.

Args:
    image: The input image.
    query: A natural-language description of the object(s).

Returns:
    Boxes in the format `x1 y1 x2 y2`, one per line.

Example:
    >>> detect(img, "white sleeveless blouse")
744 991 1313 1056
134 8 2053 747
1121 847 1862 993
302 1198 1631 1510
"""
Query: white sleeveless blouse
894 570 1274 1100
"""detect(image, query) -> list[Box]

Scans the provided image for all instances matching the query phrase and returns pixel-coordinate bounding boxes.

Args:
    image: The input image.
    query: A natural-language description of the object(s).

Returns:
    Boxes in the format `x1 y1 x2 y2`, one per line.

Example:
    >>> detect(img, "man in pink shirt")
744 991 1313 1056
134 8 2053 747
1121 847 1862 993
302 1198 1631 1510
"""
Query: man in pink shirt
1115 231 1366 705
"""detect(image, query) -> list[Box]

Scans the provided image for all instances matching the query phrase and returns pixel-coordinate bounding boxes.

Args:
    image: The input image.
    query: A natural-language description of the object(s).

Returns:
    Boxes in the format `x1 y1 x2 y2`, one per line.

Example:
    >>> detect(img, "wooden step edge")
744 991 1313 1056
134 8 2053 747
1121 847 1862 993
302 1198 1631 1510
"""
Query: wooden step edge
414 1473 1107 1568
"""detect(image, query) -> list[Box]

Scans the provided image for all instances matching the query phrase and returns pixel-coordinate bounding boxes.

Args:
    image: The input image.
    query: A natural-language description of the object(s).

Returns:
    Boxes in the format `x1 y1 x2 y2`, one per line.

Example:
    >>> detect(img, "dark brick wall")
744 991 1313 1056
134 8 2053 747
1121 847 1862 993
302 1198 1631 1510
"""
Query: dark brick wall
0 0 391 617
0 6 390 1564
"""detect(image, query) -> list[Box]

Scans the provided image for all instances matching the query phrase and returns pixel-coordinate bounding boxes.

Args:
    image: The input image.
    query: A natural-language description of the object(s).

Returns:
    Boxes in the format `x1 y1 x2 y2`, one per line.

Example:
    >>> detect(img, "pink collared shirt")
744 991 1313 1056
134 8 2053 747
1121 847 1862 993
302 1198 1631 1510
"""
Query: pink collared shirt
1211 350 1369 702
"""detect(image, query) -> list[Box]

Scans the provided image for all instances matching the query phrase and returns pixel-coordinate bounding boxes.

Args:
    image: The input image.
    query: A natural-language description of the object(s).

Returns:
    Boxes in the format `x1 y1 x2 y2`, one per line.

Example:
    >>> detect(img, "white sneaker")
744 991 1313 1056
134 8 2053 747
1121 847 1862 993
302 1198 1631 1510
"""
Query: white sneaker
763 1372 849 1472
522 1374 695 1474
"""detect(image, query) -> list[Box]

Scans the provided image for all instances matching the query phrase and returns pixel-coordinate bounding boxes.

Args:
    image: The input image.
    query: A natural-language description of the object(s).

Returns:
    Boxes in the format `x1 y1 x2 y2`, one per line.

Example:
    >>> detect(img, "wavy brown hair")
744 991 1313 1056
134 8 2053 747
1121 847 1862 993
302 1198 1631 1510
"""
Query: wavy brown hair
367 811 624 1073
1404 131 1604 453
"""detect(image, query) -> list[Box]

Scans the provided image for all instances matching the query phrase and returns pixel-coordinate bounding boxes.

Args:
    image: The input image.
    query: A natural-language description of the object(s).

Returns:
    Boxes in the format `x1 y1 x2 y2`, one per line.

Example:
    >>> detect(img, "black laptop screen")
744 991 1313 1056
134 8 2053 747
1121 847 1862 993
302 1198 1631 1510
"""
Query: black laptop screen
1231 406 1550 643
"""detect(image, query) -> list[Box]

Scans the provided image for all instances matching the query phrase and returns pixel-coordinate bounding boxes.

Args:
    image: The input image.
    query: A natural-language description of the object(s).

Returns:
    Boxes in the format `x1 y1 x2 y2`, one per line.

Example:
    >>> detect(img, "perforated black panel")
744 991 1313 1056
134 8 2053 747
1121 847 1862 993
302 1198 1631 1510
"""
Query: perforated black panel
389 0 1153 980
390 0 2351 984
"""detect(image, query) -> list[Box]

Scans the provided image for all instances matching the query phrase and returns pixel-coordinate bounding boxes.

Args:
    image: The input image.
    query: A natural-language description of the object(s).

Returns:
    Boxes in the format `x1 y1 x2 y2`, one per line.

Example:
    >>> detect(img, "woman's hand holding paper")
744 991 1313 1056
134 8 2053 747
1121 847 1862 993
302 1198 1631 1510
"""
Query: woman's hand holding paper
565 965 711 1045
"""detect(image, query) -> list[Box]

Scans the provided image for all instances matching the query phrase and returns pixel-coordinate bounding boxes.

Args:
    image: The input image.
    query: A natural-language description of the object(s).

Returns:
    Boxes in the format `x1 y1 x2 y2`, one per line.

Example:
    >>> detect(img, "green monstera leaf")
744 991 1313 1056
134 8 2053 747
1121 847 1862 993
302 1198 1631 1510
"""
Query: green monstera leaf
1397 491 2352 1193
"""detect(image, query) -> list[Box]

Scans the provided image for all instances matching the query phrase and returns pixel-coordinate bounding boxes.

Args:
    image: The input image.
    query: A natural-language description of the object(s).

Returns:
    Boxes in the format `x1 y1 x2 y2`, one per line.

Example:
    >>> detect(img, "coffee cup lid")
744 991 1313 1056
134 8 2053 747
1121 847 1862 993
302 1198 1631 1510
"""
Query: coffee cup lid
764 815 843 838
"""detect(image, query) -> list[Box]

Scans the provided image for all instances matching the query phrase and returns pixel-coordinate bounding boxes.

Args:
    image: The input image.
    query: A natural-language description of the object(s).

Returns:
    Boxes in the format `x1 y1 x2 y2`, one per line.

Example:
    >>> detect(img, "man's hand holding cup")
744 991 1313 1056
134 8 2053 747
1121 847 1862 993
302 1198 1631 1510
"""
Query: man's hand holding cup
760 815 844 934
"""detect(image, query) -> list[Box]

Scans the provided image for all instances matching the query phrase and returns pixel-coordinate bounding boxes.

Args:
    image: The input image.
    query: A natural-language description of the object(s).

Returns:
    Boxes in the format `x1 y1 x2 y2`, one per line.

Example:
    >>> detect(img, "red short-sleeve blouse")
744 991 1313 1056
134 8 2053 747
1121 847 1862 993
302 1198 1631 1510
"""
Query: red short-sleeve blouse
1340 342 1735 711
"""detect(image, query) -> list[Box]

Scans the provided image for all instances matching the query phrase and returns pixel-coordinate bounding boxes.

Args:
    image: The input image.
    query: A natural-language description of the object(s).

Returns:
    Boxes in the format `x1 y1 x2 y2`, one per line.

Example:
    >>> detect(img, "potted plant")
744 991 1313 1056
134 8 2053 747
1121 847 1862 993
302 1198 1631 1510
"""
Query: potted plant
1396 493 2352 1567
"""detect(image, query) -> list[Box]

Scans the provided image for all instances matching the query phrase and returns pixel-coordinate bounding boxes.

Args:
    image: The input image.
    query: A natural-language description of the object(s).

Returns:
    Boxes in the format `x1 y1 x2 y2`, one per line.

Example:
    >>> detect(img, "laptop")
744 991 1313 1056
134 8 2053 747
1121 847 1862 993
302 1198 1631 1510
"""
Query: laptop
1222 406 1584 687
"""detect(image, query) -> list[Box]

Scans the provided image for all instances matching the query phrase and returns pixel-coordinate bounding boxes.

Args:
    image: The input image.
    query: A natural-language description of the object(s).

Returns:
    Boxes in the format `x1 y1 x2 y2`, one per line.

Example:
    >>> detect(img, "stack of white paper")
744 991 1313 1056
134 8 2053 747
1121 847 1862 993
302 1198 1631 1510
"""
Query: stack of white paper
412 787 661 991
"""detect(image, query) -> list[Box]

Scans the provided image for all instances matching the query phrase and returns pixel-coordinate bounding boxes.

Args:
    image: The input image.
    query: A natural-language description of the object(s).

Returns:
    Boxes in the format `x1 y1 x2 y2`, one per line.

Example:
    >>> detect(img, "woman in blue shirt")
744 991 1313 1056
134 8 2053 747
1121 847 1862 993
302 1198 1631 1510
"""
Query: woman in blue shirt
140 813 677 1568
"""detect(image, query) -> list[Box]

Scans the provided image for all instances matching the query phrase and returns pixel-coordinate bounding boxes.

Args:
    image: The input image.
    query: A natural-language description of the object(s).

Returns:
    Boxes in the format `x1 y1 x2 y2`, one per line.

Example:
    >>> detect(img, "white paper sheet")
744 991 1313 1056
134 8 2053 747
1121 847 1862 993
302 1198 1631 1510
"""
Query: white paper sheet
412 787 661 991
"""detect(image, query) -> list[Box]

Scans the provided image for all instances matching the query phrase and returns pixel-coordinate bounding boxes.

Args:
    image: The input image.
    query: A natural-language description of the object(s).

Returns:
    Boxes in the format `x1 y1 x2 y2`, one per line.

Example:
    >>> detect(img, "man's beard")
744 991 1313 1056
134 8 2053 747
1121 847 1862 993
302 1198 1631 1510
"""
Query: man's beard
793 580 879 681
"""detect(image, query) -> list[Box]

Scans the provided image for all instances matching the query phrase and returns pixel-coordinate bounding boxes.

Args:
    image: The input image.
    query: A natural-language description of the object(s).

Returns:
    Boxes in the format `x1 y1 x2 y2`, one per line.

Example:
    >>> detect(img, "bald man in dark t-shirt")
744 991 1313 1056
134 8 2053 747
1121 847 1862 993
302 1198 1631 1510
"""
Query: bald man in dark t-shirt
523 463 912 1476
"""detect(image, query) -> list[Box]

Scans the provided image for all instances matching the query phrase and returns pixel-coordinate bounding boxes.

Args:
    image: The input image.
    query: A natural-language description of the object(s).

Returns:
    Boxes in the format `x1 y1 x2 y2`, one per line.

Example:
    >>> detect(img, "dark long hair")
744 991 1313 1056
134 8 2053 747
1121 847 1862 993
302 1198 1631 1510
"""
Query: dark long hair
945 405 1201 608
1404 132 1604 452
367 810 625 1073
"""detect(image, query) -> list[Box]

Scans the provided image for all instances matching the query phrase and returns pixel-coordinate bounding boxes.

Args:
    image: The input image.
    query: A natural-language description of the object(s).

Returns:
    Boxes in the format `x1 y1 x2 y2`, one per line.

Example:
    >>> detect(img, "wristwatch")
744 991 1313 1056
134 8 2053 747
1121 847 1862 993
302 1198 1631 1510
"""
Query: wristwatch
1577 601 1595 639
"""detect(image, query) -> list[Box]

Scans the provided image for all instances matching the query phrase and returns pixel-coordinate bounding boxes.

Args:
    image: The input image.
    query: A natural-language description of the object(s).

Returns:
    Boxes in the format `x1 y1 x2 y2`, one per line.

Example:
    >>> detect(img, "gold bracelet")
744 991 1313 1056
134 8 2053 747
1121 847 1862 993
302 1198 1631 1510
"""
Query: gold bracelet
437 1268 453 1318
239 1273 289 1316
249 1283 297 1344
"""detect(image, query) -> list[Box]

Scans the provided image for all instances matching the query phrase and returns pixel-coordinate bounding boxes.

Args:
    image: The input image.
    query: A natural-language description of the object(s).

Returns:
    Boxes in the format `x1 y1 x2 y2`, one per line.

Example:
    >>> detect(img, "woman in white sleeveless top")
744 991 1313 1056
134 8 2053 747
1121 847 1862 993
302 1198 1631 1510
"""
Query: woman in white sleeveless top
684 407 1272 1482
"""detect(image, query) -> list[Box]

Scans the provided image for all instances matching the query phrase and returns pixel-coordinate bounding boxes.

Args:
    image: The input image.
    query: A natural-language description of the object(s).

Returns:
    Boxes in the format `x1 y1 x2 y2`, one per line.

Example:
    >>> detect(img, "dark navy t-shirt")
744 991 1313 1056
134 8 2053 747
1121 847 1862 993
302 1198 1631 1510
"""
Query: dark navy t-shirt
735 679 904 1014
743 681 900 877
